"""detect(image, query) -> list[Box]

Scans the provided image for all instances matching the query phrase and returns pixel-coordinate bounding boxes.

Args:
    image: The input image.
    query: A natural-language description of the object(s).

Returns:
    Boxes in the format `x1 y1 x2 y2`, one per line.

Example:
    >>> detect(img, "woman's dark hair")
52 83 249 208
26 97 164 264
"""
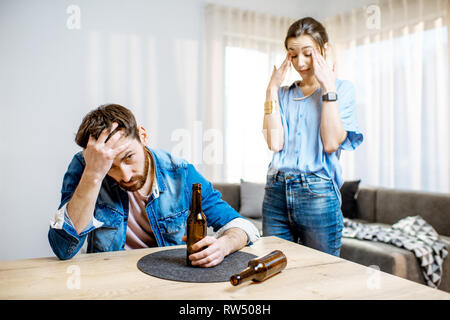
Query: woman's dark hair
75 103 140 148
284 17 329 55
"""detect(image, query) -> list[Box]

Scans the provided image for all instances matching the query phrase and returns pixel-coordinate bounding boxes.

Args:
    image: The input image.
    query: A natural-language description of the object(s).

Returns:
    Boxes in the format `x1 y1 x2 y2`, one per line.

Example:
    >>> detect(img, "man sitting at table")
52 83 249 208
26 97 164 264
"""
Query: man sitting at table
48 104 259 265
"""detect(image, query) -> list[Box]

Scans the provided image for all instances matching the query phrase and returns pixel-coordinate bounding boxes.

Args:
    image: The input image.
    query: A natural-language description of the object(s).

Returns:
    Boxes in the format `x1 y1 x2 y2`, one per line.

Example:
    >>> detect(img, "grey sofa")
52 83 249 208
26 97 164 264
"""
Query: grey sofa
213 182 450 293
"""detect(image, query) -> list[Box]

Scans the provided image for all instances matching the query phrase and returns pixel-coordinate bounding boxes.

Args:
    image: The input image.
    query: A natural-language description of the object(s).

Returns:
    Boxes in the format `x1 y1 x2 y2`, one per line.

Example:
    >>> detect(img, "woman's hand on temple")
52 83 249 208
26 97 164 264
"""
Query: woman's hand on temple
311 47 336 92
267 52 292 91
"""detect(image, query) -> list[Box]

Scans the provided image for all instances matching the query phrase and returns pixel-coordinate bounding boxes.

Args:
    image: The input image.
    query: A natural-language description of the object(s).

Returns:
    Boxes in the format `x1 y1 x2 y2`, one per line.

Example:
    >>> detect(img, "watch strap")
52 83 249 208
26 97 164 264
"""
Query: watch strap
322 92 338 101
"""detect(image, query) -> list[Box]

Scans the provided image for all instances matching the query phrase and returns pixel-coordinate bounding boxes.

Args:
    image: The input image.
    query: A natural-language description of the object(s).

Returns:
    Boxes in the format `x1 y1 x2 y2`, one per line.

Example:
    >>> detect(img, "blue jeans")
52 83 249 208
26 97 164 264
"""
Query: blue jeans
262 170 343 257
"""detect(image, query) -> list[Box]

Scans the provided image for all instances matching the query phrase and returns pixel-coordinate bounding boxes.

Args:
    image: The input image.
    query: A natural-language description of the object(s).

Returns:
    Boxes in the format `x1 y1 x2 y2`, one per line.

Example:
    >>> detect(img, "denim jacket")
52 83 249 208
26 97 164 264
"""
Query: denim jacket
48 148 257 260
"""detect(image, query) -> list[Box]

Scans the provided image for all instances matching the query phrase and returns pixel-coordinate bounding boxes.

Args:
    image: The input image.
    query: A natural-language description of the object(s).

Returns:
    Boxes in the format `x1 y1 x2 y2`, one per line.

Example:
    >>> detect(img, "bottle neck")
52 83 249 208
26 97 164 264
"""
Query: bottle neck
230 266 258 286
191 188 202 213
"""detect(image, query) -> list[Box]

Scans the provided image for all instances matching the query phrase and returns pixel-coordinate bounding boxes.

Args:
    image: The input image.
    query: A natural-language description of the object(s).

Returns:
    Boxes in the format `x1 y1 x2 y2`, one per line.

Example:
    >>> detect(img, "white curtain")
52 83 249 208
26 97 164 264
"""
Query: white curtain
323 0 449 193
204 4 296 182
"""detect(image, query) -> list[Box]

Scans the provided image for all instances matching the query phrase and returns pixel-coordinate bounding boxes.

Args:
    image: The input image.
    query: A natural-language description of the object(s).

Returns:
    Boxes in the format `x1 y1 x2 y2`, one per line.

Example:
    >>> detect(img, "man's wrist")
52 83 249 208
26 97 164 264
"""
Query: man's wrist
217 235 233 256
81 170 105 187
219 228 247 255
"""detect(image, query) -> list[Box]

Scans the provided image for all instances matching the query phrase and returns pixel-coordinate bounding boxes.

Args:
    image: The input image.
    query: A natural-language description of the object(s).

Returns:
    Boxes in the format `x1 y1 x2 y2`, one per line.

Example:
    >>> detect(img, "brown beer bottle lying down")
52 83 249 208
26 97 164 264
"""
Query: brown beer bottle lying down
230 250 287 286
186 183 207 267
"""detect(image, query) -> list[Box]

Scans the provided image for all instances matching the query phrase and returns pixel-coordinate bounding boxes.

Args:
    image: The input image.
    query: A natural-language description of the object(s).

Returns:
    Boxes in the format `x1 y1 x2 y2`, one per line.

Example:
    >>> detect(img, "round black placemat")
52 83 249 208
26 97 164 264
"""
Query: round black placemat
137 248 258 283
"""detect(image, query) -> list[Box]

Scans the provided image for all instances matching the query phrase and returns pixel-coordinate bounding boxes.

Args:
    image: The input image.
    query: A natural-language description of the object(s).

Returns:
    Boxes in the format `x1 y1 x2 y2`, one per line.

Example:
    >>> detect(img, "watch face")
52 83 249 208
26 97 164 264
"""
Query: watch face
323 92 337 101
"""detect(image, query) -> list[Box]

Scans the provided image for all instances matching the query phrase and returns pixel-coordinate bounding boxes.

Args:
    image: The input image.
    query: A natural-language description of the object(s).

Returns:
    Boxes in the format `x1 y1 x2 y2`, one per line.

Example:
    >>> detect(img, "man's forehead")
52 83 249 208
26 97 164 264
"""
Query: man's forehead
105 127 125 142
114 136 141 160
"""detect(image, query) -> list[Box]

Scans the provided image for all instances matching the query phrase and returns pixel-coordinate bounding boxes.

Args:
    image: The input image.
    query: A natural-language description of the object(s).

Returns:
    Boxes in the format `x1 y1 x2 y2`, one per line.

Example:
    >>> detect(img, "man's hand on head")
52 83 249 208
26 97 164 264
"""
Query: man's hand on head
82 122 130 183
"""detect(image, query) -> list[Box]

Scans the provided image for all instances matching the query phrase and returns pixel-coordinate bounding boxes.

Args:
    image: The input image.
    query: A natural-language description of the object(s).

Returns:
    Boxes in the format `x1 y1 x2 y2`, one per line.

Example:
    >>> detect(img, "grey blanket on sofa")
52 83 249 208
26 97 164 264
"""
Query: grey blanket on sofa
343 216 448 288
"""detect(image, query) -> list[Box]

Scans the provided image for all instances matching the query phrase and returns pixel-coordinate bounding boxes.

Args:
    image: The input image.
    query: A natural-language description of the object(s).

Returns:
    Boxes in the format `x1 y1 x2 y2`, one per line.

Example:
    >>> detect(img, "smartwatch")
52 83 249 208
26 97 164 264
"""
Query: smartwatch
322 92 338 101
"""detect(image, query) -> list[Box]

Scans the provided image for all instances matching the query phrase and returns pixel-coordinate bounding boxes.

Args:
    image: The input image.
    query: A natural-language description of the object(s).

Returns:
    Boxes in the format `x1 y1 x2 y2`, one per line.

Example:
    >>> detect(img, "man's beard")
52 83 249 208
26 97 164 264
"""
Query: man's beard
118 147 150 192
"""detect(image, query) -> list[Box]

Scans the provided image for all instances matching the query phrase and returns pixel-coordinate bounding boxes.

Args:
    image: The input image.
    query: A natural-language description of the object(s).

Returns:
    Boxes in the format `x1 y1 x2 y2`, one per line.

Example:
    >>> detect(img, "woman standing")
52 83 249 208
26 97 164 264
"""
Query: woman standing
262 17 363 256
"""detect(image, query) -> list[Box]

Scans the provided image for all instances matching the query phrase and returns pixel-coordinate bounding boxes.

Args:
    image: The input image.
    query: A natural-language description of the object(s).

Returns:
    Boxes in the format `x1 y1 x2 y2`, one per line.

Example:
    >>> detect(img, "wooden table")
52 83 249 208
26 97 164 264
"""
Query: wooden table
1 236 449 300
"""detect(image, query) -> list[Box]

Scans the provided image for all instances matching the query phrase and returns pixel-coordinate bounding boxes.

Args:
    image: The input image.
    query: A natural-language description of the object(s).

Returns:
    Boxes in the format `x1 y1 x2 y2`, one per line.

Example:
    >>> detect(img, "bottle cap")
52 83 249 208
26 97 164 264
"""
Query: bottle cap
192 183 201 190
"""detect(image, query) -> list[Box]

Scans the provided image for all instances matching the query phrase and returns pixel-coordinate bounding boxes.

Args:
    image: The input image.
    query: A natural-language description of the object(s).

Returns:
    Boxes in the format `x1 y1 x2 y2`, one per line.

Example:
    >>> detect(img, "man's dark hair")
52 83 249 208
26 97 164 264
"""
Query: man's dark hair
75 104 140 148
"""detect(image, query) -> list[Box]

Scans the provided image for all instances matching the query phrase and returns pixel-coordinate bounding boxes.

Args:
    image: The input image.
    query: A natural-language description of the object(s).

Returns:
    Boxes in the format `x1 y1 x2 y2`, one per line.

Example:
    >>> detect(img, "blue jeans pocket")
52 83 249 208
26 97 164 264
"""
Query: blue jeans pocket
264 174 276 190
305 177 334 197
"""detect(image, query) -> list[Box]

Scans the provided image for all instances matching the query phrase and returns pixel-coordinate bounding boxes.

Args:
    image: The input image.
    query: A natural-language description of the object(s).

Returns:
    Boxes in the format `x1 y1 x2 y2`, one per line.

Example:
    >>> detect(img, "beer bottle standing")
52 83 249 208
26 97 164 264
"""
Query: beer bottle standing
186 183 207 267
230 250 287 285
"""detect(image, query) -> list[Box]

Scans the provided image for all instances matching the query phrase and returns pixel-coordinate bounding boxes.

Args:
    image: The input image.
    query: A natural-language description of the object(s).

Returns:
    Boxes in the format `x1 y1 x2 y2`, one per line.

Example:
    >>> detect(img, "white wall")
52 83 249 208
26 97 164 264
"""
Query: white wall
0 0 372 261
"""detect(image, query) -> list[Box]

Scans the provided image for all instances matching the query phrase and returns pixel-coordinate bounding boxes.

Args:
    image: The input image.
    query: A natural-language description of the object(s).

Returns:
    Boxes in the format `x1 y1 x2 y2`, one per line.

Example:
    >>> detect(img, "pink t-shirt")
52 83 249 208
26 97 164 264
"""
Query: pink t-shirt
124 190 157 249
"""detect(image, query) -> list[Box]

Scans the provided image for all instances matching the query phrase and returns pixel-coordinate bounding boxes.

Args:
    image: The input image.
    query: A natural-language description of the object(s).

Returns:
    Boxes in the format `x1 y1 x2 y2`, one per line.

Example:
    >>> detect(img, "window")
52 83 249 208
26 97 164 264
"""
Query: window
224 46 299 182
339 25 448 192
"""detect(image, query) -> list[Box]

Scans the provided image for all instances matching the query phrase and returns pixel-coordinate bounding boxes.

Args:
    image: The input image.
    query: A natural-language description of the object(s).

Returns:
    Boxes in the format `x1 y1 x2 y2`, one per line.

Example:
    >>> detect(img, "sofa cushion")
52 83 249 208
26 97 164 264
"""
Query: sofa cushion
239 180 265 218
439 235 450 292
212 183 240 212
376 188 450 237
341 222 450 292
340 238 426 284
355 185 377 222
340 180 361 219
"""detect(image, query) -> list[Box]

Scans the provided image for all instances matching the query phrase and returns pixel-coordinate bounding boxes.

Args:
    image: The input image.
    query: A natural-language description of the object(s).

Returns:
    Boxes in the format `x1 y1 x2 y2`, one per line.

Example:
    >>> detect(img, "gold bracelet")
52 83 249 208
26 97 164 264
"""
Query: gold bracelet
264 100 278 115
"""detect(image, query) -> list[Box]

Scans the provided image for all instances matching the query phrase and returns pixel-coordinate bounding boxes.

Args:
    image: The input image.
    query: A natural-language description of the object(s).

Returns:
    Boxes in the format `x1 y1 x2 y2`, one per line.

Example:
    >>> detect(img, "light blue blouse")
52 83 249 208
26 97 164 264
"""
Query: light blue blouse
268 79 364 196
